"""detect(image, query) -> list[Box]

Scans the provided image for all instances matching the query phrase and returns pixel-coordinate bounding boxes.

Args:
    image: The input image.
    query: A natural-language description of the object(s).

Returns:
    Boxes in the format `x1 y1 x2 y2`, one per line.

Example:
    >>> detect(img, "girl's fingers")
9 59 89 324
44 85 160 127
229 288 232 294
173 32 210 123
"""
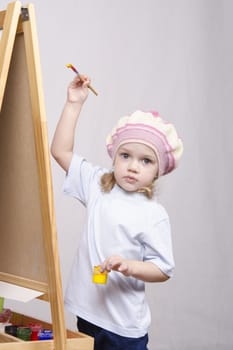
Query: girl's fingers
70 75 90 88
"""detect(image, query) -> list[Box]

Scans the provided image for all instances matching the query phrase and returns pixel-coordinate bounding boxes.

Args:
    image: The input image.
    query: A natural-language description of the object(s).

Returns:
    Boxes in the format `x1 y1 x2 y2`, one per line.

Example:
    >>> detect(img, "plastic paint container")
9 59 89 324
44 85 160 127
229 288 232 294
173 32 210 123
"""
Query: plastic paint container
38 329 53 340
5 324 19 337
29 323 42 340
17 326 32 341
92 265 108 284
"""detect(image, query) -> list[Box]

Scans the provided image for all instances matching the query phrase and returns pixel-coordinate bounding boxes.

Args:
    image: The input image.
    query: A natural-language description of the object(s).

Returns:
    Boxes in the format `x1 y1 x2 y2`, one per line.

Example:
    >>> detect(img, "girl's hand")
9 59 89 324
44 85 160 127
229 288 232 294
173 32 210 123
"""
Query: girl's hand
101 255 132 277
100 255 169 282
67 75 90 104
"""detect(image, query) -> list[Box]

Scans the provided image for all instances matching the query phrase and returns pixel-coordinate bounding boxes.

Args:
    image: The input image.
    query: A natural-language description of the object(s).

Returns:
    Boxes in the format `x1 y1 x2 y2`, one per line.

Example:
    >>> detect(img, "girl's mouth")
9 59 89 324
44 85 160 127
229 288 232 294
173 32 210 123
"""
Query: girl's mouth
124 176 137 183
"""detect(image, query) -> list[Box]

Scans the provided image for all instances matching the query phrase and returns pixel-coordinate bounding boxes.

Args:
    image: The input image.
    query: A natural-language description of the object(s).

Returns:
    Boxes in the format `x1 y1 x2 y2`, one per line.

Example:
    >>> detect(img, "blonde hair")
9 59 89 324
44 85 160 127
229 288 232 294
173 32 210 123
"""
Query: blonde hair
100 172 156 199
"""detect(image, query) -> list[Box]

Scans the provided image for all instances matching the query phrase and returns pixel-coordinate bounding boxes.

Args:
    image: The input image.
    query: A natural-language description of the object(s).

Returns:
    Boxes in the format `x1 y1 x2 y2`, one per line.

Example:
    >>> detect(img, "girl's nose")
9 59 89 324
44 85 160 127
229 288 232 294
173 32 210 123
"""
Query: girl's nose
128 159 139 172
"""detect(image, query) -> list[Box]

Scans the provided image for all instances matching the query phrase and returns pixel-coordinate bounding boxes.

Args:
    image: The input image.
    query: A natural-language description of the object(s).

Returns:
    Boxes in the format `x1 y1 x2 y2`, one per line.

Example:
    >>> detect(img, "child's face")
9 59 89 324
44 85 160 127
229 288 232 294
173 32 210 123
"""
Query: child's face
113 142 159 193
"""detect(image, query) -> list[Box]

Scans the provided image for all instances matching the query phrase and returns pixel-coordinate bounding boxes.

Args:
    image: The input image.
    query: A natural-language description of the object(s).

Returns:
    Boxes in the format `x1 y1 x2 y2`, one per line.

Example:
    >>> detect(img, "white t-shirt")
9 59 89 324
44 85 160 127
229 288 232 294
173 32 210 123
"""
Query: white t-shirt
63 154 174 338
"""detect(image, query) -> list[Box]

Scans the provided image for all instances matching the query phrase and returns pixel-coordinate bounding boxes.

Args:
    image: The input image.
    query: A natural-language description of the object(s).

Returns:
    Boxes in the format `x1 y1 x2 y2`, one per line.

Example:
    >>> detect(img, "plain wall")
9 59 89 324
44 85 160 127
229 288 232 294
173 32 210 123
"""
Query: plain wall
2 0 233 349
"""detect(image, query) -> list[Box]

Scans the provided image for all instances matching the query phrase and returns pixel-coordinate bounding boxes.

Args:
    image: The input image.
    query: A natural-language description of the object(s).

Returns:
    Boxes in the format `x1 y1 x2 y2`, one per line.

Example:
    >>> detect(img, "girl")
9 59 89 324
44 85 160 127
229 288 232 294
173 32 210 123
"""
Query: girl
51 75 183 350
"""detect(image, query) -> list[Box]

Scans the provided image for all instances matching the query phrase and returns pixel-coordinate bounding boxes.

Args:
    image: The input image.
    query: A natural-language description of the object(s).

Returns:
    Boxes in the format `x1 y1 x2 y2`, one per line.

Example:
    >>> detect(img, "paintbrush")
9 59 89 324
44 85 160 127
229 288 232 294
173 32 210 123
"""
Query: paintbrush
66 64 98 96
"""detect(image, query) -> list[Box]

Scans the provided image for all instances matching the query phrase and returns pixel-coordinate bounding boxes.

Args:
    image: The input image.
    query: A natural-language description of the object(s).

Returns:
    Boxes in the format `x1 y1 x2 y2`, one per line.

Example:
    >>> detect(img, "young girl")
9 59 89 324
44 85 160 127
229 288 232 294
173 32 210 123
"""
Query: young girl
51 75 183 350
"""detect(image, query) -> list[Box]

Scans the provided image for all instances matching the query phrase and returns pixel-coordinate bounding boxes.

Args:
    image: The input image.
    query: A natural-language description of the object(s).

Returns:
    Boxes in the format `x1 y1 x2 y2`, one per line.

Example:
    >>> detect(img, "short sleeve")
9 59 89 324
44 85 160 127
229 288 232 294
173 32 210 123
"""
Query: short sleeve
63 154 103 205
141 216 175 277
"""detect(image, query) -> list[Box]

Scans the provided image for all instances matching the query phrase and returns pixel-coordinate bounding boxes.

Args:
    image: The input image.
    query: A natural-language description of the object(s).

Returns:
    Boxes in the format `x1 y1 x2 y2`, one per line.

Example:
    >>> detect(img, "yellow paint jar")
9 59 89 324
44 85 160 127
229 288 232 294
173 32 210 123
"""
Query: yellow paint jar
92 265 108 284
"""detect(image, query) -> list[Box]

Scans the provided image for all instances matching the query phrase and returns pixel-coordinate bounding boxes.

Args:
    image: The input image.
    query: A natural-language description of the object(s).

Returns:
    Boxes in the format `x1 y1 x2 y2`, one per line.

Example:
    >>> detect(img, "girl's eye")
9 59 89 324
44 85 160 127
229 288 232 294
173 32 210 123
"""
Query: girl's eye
120 153 129 159
142 158 152 165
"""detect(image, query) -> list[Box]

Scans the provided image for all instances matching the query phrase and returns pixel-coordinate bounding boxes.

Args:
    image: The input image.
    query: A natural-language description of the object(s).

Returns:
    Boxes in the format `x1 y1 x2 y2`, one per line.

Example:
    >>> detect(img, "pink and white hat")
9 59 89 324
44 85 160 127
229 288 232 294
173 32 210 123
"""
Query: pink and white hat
106 110 183 176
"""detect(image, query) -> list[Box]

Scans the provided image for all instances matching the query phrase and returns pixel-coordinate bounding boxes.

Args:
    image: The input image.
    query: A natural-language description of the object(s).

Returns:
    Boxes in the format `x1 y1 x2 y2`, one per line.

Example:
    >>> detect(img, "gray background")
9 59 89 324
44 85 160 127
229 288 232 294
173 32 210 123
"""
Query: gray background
2 0 233 349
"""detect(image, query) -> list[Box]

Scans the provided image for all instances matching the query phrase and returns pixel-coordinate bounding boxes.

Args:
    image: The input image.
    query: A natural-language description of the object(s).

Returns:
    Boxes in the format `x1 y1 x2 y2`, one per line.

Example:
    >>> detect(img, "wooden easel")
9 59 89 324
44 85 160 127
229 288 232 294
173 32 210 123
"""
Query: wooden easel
0 1 93 349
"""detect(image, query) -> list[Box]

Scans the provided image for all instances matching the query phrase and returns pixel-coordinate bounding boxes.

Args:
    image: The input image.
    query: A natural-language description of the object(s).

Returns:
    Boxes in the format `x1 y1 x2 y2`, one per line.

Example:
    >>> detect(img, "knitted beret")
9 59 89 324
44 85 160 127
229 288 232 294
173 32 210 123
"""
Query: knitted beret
106 110 183 176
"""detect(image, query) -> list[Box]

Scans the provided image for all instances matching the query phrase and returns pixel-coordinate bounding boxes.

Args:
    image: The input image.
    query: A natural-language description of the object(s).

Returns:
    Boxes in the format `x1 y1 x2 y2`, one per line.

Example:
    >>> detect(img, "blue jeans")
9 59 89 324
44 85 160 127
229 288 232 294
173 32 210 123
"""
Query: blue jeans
77 317 149 350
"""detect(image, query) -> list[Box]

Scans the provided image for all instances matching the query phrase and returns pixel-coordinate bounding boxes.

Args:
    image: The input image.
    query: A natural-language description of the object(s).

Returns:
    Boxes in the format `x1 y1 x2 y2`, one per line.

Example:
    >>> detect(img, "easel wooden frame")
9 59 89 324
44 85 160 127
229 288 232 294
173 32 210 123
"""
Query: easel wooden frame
0 1 93 349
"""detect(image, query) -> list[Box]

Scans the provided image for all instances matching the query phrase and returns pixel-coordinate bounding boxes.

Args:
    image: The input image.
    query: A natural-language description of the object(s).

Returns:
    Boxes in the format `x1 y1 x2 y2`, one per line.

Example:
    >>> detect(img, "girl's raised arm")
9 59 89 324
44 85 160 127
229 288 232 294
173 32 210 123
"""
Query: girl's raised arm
50 75 90 172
